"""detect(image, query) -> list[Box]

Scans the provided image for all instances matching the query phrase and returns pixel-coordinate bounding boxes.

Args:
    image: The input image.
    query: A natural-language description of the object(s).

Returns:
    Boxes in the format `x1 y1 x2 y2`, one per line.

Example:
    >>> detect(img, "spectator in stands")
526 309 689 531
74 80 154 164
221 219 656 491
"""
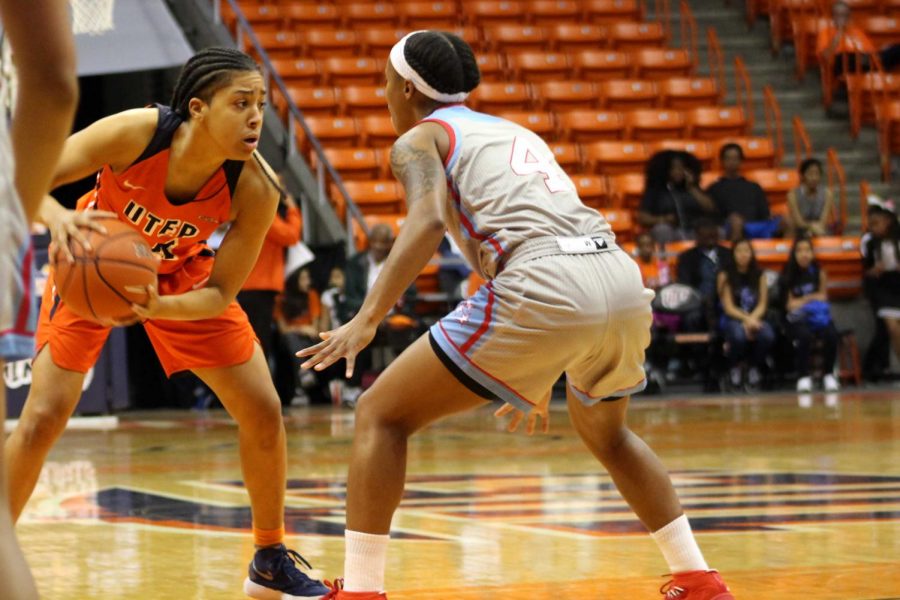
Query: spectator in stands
635 231 672 290
787 158 835 238
237 192 301 361
321 266 348 331
638 150 717 243
717 239 775 390
780 237 840 392
437 235 471 303
276 267 323 404
676 218 732 331
816 0 876 76
707 143 782 240
861 197 900 369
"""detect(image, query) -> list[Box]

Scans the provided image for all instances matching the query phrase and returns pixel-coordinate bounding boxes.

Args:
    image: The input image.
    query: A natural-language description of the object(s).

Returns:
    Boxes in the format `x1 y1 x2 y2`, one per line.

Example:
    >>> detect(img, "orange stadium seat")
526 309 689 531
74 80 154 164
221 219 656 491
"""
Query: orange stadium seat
598 79 659 110
861 16 900 49
572 50 633 80
584 0 643 23
358 29 408 57
658 77 722 109
607 172 646 209
686 106 749 139
334 180 405 216
609 22 666 50
714 137 777 169
498 111 558 139
396 2 461 28
283 86 340 117
314 147 383 180
876 100 900 181
297 115 359 152
303 29 358 57
250 31 302 60
269 58 320 86
746 168 800 209
320 57 383 86
548 24 609 53
650 139 714 170
751 238 792 271
537 80 599 111
342 3 400 28
469 82 534 112
340 85 388 117
359 114 398 147
548 142 583 171
486 24 549 53
476 54 507 81
603 208 635 242
558 110 625 142
624 109 687 141
570 174 611 207
222 3 283 33
507 52 571 81
846 73 900 137
583 140 651 174
632 48 694 80
284 4 341 30
464 0 526 26
527 0 582 24
812 236 863 298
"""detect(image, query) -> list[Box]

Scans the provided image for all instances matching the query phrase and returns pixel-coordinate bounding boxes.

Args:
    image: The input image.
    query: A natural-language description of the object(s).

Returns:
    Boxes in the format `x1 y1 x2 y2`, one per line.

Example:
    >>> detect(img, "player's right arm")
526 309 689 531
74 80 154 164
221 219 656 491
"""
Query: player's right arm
39 108 158 261
0 0 78 224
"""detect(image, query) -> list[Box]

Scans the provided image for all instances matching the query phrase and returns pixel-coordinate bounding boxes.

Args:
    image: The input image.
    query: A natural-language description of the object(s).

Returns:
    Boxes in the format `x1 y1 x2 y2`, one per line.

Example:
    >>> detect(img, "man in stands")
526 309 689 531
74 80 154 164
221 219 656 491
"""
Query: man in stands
707 143 782 240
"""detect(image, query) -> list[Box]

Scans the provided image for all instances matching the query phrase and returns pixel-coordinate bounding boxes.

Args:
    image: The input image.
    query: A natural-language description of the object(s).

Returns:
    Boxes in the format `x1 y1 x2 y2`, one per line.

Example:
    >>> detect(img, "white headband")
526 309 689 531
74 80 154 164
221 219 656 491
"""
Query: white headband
389 31 470 104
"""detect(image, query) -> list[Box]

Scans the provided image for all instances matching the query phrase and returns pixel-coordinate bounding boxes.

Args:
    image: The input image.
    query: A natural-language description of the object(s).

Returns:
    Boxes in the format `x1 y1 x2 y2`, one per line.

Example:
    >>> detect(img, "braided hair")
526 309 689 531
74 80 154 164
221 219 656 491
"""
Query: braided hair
403 31 480 99
169 47 260 119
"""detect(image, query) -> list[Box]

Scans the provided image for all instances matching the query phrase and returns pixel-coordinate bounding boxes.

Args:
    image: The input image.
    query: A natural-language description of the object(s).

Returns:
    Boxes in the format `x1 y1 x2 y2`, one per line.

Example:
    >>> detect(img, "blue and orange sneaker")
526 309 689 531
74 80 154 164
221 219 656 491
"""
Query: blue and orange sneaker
660 570 735 599
321 579 387 599
243 544 330 599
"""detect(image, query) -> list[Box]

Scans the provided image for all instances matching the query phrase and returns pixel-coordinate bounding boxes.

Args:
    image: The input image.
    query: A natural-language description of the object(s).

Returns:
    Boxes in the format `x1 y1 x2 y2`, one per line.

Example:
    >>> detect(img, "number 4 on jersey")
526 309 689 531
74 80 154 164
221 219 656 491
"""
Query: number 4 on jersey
509 136 570 193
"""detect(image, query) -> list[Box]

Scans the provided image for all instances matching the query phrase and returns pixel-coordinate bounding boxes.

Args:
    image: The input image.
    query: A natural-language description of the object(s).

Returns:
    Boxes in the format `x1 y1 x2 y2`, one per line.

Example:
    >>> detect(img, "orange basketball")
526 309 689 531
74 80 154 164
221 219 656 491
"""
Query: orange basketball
52 218 159 324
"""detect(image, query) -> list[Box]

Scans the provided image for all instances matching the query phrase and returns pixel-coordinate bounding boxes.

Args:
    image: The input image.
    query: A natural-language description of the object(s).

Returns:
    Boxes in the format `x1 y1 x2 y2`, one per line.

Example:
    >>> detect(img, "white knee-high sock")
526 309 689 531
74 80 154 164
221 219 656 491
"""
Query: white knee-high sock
650 514 710 573
343 529 390 592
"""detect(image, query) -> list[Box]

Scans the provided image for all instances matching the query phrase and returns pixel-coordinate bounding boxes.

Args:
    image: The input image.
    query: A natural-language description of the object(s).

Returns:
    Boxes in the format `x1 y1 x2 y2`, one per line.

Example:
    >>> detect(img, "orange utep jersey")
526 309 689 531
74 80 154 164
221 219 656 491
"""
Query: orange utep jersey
80 105 243 276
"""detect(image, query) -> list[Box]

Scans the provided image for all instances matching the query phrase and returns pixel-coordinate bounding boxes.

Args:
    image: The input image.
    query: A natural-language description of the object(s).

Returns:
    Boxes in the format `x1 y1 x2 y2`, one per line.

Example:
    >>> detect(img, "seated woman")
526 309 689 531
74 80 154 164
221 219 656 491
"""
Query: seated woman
637 150 717 244
717 239 776 390
780 237 840 392
276 267 324 403
786 158 835 238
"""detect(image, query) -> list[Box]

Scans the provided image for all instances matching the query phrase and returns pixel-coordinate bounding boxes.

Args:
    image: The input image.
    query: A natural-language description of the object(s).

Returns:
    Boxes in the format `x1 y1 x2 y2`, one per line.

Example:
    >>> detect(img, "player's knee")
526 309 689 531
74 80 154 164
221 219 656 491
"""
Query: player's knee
17 402 70 449
354 391 414 439
241 399 284 442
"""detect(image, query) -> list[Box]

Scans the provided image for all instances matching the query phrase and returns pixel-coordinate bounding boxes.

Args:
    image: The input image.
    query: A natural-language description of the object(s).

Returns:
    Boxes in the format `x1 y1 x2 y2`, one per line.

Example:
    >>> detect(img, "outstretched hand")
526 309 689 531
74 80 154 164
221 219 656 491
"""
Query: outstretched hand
494 401 550 436
296 317 378 378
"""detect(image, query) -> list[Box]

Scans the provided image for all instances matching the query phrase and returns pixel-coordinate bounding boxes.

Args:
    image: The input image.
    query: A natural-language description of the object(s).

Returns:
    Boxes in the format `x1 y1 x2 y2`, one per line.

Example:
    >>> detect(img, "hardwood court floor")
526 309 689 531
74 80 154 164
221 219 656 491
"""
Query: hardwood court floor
14 388 900 599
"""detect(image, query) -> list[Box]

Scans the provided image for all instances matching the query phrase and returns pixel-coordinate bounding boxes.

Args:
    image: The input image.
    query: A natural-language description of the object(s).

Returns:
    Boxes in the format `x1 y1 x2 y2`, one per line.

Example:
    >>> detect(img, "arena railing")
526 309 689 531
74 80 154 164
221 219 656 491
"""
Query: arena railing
211 0 371 254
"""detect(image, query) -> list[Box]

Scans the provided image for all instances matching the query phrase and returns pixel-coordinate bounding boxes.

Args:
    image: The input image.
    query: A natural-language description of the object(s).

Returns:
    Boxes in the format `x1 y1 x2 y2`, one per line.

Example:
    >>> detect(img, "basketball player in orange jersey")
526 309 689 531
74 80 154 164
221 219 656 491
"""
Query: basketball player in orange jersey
4 47 330 599
1 1 78 599
299 31 735 600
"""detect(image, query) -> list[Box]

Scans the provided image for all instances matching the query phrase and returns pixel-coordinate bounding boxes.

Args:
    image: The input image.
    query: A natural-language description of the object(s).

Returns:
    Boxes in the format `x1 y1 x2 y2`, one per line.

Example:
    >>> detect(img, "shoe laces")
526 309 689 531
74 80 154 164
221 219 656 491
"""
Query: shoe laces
660 578 686 599
272 547 315 582
322 578 344 599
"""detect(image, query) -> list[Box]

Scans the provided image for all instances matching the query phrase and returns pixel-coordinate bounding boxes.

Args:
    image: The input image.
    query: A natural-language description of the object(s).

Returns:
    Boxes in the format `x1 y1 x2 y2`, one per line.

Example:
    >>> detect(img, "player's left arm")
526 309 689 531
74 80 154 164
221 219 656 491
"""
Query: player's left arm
297 123 448 375
133 153 278 321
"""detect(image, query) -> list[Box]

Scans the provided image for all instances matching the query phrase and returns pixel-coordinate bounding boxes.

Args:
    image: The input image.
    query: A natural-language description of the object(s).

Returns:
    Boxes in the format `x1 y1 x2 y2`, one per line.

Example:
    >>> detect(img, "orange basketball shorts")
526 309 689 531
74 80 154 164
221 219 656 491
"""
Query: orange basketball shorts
36 254 257 376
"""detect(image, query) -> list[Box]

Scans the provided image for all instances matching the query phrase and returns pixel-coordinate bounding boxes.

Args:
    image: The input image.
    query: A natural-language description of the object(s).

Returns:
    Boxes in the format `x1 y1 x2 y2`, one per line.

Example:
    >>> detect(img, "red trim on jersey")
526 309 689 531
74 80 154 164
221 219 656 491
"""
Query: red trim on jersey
447 183 505 257
460 282 494 354
437 320 536 407
14 244 34 334
418 117 456 169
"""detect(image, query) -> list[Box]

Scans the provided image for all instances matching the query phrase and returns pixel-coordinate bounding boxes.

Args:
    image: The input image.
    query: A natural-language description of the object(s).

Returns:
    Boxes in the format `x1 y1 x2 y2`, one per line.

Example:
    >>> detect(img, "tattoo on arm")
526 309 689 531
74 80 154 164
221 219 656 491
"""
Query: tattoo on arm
390 136 445 202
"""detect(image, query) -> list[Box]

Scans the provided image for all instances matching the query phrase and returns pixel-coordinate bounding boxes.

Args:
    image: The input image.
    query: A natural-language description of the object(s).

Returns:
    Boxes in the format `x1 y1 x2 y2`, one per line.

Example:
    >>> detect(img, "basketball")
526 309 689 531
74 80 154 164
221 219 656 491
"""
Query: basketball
52 217 159 324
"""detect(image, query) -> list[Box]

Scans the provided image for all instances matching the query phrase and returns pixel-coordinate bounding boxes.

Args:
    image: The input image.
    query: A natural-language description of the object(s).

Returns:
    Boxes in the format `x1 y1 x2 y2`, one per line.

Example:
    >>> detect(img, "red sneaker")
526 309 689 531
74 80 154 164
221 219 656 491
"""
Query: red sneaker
322 579 388 600
660 570 735 599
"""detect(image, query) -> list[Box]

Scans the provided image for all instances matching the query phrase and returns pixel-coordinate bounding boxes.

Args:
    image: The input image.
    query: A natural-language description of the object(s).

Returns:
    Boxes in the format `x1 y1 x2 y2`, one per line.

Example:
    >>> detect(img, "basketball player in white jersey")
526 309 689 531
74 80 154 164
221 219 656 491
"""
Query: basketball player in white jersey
300 31 735 600
0 1 78 598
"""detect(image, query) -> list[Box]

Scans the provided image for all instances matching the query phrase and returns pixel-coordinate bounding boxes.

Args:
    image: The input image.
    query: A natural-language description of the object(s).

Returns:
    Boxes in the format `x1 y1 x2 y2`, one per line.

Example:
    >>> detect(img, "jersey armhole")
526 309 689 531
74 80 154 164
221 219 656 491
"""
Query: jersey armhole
418 118 457 171
126 104 181 169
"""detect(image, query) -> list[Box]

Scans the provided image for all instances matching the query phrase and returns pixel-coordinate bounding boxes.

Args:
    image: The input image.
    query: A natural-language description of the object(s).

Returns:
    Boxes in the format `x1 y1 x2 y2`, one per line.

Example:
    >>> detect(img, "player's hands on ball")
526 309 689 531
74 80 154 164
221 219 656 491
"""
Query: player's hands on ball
494 401 550 436
47 208 119 265
130 285 161 321
296 317 377 378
